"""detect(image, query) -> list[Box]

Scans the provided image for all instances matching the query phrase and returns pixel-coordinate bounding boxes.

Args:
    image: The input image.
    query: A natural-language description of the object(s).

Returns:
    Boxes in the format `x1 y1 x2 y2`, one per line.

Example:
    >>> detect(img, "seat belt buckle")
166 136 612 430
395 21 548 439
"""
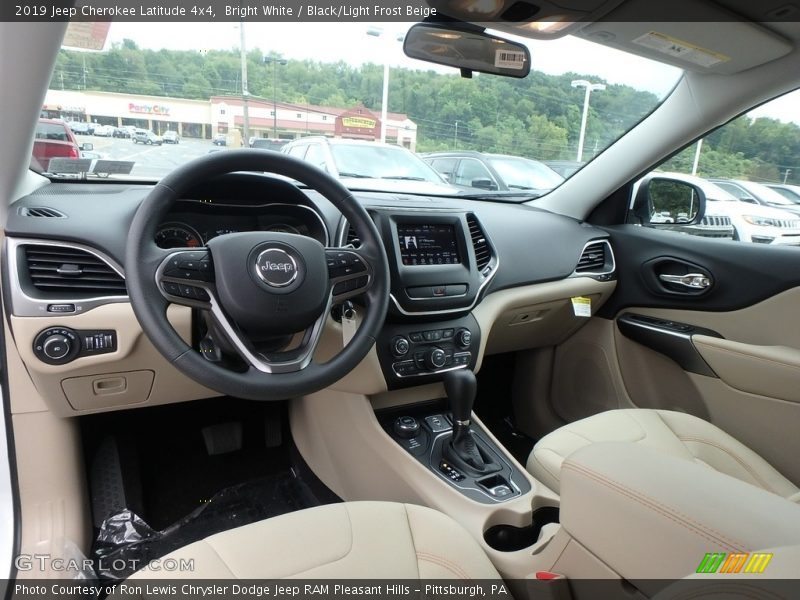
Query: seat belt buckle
525 571 571 600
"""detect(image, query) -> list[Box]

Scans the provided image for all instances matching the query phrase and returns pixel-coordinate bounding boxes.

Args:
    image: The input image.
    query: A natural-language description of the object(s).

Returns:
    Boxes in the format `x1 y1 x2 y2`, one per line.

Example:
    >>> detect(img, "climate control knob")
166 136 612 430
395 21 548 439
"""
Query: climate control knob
456 328 472 348
43 335 71 360
391 336 410 357
425 347 447 370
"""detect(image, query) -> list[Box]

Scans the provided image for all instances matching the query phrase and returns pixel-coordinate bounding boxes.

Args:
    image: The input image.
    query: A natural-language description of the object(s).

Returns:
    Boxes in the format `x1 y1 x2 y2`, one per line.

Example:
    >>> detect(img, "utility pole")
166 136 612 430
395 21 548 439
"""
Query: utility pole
571 80 605 162
239 20 250 146
454 121 459 149
82 56 87 90
692 139 704 175
784 168 792 184
264 56 287 138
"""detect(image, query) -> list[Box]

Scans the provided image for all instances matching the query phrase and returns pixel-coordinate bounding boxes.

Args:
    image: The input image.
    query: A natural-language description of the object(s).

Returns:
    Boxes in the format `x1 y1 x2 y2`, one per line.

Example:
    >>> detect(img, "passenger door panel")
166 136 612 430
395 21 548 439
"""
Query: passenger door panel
558 225 800 485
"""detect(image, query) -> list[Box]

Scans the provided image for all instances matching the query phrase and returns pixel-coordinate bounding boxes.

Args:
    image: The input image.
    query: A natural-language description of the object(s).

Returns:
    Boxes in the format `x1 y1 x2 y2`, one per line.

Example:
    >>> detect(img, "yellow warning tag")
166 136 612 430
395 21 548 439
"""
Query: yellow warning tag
571 296 592 318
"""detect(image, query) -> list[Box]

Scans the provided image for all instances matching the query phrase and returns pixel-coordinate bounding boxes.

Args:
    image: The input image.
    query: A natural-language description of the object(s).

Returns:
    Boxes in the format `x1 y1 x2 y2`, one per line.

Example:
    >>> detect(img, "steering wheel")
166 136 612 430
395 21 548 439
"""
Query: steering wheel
125 150 390 401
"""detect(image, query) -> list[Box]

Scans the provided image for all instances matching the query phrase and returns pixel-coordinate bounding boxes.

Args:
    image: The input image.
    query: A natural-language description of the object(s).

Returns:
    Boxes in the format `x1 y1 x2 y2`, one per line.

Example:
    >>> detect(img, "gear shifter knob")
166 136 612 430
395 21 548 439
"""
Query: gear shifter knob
444 369 477 425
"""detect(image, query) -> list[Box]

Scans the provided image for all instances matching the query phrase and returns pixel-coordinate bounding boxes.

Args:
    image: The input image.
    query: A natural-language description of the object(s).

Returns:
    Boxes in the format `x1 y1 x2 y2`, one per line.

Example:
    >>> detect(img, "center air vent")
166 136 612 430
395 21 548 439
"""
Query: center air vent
575 240 612 274
22 245 126 296
466 214 491 271
19 206 66 218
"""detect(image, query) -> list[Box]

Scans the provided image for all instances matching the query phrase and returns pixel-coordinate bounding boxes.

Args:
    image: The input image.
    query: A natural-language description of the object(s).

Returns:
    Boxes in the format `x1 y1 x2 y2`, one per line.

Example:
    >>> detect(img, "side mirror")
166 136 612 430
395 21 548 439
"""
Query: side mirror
404 23 531 78
471 178 497 190
632 175 706 226
80 143 94 151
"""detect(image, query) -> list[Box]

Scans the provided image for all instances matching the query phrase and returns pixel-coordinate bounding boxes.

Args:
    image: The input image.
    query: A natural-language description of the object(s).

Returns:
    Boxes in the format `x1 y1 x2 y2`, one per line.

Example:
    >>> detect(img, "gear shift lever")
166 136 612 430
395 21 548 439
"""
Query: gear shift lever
443 369 486 472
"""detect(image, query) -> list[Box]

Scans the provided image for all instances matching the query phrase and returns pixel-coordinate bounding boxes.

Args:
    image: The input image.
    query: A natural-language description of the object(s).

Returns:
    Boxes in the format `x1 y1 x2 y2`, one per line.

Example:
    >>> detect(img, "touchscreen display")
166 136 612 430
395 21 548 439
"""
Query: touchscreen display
398 224 460 266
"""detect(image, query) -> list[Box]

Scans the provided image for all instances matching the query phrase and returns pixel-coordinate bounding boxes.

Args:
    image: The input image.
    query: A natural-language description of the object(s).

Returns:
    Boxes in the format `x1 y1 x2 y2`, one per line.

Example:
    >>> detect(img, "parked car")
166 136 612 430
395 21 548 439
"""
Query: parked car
92 124 115 137
31 118 92 172
765 183 800 204
282 137 459 195
132 129 163 145
633 172 734 239
115 125 136 139
65 120 91 135
212 134 227 146
250 138 287 151
423 150 564 194
162 130 180 144
709 178 800 216
648 172 800 244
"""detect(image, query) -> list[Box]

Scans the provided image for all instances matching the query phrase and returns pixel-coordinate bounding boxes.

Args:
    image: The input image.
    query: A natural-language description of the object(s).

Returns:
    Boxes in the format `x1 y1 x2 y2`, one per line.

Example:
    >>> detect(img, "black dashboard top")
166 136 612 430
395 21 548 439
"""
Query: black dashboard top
6 173 610 304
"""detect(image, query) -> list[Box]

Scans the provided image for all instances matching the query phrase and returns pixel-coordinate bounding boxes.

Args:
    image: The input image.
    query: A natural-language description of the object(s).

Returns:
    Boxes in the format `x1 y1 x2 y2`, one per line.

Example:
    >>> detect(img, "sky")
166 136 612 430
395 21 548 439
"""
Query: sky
101 21 798 124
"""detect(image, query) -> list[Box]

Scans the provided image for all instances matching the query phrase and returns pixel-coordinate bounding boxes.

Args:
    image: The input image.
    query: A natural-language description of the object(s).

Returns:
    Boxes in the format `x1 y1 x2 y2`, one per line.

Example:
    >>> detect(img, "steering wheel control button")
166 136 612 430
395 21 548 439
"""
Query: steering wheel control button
255 247 300 288
394 416 421 438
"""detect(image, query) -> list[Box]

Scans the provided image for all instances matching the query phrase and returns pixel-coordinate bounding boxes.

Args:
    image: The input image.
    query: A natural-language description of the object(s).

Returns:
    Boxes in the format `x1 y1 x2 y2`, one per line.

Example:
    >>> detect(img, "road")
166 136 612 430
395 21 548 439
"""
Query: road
80 135 230 179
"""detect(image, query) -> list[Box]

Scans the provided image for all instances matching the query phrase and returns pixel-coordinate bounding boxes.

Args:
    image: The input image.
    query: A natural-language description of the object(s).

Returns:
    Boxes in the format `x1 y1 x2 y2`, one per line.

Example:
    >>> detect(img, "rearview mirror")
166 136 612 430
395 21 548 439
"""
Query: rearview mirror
403 23 531 78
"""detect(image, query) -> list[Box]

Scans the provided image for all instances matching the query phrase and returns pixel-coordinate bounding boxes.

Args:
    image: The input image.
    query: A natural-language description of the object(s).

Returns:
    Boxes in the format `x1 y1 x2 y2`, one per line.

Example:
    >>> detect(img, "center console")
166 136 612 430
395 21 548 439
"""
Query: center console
378 369 531 504
368 210 497 389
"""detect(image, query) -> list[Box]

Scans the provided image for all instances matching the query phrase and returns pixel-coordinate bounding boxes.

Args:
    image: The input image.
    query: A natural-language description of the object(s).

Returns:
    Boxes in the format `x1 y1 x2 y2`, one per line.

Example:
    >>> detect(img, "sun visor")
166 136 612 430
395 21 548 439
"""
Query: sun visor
577 0 793 74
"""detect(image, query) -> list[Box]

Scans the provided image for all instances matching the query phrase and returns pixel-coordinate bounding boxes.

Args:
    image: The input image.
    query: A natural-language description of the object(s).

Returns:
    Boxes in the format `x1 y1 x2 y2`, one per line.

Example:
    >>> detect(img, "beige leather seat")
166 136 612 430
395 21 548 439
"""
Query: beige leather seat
131 501 501 579
527 409 800 501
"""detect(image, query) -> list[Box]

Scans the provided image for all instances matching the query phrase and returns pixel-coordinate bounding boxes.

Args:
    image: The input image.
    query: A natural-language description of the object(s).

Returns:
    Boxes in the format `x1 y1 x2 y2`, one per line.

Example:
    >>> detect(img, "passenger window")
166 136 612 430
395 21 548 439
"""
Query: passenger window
454 159 497 189
628 88 800 246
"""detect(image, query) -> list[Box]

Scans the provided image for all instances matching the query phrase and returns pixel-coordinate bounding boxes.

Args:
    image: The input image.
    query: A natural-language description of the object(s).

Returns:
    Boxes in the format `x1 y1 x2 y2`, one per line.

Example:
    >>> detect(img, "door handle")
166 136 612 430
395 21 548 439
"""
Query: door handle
658 273 711 289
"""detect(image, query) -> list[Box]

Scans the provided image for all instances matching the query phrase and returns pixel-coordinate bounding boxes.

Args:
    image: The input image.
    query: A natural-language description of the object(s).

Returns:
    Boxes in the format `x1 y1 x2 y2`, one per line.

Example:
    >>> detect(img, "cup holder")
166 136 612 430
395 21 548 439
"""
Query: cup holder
483 506 560 552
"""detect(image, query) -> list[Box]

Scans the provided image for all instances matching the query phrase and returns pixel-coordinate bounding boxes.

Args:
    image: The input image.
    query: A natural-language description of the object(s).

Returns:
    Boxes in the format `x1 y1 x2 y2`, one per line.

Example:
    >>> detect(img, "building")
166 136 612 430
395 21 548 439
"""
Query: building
42 89 212 138
41 89 418 149
211 96 418 150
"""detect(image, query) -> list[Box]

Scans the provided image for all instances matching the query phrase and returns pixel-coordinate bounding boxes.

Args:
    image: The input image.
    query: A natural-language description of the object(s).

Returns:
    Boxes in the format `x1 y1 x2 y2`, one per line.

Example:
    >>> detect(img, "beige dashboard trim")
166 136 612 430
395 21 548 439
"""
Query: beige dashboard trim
472 277 616 365
9 303 219 416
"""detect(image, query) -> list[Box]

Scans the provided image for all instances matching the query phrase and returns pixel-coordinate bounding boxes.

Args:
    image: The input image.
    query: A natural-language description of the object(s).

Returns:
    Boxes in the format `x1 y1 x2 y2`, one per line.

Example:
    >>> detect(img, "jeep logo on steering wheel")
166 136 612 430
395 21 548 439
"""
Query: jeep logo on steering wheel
255 248 300 288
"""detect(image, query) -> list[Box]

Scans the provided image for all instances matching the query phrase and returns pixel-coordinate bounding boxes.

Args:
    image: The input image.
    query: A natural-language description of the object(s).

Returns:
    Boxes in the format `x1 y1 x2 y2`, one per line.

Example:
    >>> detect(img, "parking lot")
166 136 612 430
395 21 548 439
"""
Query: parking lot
81 135 228 179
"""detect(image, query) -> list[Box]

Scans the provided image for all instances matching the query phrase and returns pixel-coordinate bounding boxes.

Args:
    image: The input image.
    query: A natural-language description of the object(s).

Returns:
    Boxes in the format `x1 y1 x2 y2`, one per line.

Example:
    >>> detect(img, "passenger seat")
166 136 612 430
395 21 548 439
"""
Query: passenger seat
527 409 800 501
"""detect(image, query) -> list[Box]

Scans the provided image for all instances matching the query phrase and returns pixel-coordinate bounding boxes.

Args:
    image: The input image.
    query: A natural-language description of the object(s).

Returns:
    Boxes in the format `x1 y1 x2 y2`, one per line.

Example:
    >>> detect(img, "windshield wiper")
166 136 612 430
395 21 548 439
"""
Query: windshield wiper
338 171 372 178
381 175 428 181
507 184 536 190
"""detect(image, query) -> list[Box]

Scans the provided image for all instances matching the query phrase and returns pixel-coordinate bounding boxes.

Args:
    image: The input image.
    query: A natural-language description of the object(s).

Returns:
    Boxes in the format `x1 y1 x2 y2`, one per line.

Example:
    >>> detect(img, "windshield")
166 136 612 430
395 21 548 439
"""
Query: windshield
487 156 564 190
330 144 443 182
745 182 797 205
33 21 682 198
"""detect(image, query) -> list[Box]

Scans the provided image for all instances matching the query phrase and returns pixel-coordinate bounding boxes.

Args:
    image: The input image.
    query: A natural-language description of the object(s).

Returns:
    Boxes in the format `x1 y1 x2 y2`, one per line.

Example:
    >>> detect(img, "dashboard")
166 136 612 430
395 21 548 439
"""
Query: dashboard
3 172 618 414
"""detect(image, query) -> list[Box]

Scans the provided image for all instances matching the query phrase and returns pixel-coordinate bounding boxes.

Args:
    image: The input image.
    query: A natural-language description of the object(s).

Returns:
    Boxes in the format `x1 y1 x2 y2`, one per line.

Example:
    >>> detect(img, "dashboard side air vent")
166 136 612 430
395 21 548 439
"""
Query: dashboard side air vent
19 206 66 218
22 244 126 296
575 240 613 274
466 214 491 271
